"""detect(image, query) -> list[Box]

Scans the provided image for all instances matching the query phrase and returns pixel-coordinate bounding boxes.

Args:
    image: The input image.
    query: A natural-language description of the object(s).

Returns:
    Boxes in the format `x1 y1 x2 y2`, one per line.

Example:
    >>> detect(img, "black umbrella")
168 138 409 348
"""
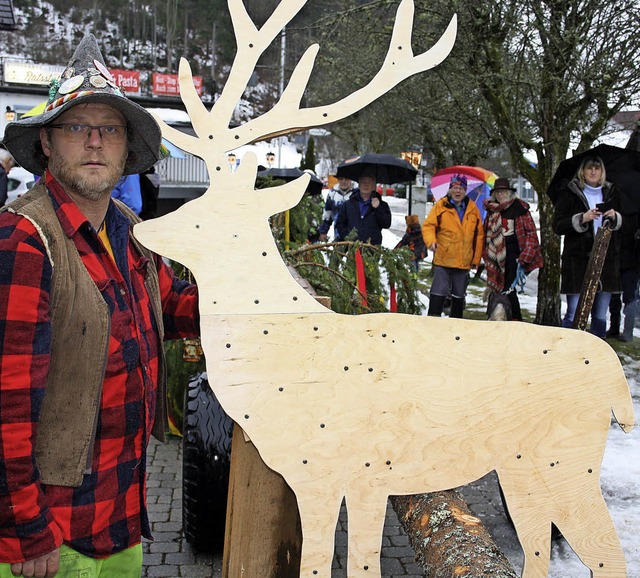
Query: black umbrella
626 120 640 152
546 143 640 213
336 153 417 184
622 123 640 213
257 167 324 195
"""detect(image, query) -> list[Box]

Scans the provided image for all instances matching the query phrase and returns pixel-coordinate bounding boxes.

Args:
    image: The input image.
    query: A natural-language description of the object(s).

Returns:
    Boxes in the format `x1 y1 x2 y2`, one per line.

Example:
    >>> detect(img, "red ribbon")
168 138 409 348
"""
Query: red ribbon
354 248 368 308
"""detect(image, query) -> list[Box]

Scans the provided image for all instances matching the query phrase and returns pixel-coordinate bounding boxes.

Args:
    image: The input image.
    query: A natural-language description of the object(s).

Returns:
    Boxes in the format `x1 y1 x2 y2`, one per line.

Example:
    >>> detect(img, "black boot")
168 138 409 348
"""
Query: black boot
450 296 465 318
428 294 446 317
606 311 621 338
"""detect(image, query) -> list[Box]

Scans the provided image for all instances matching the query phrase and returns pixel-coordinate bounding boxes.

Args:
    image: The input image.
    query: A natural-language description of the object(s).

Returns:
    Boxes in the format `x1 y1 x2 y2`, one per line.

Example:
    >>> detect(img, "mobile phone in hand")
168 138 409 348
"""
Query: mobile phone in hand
596 200 612 213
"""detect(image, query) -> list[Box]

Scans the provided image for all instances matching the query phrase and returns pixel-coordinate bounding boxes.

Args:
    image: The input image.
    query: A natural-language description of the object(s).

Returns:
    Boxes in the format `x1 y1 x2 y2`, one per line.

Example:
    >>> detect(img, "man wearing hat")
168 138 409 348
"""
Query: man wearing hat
0 35 199 577
422 174 484 318
334 167 392 245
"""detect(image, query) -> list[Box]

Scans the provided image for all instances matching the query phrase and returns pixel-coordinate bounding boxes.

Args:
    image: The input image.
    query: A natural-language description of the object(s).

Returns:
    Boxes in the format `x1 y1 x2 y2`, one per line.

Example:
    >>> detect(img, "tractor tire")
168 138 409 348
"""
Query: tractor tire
182 371 234 553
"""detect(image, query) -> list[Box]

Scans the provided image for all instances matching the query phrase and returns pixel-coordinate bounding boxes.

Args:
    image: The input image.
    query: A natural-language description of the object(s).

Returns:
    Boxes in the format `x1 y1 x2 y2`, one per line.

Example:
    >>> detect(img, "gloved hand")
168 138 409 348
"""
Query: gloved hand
510 262 527 291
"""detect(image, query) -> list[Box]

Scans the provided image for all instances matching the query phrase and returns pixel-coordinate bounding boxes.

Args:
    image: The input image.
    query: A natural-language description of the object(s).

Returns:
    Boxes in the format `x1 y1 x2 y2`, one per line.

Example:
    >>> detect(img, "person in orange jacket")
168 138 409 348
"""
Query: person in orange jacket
422 174 484 317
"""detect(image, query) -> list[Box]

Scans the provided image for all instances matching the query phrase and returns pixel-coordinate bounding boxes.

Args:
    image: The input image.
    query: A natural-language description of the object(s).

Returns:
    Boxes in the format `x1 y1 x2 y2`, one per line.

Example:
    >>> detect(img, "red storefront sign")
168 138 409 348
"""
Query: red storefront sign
109 69 140 95
152 73 203 96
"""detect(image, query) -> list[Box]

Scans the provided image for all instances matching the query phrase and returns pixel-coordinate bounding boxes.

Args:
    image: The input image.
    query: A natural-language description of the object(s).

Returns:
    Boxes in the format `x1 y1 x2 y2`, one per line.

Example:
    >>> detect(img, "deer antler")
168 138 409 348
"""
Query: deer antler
250 0 457 142
150 0 457 166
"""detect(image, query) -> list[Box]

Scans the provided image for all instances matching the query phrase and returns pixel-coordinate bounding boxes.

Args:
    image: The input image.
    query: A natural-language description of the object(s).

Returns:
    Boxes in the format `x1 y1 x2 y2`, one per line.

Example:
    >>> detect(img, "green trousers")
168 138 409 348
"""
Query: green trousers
0 544 142 578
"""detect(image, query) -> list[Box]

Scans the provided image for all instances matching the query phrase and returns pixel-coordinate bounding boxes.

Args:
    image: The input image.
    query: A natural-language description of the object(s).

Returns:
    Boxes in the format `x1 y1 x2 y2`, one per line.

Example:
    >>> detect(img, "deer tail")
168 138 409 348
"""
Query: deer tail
611 366 636 434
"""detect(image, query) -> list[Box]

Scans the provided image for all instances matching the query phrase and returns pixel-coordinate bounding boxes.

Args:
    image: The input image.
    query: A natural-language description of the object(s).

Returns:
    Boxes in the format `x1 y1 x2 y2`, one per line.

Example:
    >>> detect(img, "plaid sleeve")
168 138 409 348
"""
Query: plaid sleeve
154 255 199 340
0 212 64 563
515 211 544 273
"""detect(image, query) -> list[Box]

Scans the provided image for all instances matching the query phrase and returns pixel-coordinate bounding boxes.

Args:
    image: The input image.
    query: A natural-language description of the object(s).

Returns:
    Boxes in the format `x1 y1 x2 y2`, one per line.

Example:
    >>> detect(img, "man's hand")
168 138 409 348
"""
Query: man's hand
11 549 60 578
429 242 437 252
371 197 380 209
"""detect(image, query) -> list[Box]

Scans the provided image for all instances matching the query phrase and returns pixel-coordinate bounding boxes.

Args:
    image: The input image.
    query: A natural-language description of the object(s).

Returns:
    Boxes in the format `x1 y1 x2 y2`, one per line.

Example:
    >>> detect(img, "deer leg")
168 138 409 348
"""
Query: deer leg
553 483 626 578
497 476 551 578
344 492 387 578
296 491 343 578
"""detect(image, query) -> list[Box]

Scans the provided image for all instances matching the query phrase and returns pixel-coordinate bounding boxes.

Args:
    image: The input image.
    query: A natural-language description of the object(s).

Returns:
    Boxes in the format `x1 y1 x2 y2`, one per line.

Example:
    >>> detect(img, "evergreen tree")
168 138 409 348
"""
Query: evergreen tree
300 136 316 171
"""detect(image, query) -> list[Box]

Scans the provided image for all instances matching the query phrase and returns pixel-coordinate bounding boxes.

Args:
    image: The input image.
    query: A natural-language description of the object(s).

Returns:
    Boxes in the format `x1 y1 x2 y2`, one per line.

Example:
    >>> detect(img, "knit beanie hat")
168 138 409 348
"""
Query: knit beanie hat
449 174 468 191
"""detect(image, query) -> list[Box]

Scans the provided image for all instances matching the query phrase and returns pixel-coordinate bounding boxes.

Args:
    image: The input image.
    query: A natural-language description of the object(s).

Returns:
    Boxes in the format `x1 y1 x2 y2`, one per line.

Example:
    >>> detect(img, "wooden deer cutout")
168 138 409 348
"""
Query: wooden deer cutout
134 1 635 576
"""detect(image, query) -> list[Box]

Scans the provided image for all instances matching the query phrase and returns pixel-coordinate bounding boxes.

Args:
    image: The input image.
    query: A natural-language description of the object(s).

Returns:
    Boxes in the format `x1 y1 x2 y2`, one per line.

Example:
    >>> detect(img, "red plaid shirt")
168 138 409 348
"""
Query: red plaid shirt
0 173 199 562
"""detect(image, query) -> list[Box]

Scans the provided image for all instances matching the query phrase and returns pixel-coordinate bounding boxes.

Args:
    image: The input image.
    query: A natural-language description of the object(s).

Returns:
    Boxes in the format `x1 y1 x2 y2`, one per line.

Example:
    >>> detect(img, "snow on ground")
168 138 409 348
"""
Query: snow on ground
382 195 640 577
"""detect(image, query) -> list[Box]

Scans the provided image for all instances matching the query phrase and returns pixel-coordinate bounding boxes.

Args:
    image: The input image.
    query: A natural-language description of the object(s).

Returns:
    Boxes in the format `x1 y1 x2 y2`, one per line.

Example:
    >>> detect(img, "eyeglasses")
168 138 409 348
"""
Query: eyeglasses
49 123 127 144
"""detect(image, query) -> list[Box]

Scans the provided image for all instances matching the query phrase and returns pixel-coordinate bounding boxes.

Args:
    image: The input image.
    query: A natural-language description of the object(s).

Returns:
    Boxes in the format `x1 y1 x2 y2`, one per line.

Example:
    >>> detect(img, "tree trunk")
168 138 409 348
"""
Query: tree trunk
536 194 561 326
391 492 517 578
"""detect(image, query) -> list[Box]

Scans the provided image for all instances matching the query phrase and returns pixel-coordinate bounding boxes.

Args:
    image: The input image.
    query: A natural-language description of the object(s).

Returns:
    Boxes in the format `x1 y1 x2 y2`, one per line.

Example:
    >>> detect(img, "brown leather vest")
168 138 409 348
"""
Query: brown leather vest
2 183 167 486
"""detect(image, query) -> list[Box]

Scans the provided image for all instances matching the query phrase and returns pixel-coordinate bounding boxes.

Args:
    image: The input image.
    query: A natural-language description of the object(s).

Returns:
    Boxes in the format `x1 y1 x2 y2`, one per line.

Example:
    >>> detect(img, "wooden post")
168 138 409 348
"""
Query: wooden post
222 424 302 578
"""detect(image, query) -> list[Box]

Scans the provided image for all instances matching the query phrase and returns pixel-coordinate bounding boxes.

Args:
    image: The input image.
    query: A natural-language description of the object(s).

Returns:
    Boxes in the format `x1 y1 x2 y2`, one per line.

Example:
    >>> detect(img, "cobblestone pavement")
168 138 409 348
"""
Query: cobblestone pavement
142 436 523 577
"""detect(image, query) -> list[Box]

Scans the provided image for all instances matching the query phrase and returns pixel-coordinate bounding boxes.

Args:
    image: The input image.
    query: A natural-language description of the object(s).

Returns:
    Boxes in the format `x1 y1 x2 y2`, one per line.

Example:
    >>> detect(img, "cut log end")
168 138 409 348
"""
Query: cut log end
391 491 517 578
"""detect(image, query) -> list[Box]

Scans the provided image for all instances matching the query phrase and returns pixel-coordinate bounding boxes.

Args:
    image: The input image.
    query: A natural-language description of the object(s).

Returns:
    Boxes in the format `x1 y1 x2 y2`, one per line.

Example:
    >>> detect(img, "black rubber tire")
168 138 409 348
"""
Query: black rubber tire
182 371 234 553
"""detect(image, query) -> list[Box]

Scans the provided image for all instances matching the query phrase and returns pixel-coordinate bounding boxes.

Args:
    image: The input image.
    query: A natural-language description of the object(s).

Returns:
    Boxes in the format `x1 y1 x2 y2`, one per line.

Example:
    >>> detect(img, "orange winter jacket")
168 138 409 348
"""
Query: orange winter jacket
422 196 484 270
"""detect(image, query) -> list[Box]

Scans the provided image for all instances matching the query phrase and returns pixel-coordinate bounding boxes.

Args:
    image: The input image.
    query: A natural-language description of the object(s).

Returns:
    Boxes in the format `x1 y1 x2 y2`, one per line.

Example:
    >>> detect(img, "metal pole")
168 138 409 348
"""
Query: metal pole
278 27 286 168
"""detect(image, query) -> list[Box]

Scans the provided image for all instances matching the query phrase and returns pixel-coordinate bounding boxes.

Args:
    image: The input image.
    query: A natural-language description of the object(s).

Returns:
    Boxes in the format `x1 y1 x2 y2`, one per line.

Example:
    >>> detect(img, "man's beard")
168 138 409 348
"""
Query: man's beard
48 150 127 201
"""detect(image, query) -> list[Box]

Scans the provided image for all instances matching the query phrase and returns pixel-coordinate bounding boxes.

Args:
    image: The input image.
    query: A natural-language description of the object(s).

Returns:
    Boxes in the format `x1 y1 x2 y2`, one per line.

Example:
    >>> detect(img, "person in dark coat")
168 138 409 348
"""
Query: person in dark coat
552 155 622 338
139 165 161 220
606 209 639 341
335 167 391 245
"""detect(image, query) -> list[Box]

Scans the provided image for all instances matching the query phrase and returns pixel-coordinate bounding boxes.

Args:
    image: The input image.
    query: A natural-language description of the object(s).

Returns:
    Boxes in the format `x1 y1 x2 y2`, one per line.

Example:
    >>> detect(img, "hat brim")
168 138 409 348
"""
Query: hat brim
3 93 162 176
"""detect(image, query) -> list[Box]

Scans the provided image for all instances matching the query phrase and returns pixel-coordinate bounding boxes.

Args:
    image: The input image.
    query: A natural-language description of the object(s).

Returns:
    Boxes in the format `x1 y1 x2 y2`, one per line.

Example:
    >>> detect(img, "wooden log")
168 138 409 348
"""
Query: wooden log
391 491 517 578
573 224 612 331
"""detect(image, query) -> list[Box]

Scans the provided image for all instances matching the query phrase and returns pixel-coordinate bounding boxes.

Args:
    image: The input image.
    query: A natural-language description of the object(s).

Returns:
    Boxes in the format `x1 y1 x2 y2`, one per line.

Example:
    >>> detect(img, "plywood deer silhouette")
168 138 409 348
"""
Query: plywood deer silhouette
134 1 635 576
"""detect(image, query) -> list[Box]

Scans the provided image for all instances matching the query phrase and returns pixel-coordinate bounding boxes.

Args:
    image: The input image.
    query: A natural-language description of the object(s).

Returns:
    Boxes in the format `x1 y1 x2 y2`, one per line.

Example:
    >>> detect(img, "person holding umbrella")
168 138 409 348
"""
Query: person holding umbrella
552 155 622 338
335 167 391 245
422 174 484 318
